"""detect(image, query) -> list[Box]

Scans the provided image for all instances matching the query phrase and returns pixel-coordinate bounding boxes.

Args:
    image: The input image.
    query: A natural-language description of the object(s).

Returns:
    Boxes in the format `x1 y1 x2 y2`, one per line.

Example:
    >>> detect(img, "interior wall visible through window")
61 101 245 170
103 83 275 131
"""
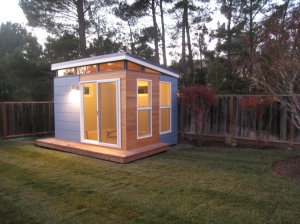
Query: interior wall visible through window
100 61 124 71
57 68 75 77
137 79 152 138
77 65 97 74
145 67 160 74
128 61 142 71
160 82 171 133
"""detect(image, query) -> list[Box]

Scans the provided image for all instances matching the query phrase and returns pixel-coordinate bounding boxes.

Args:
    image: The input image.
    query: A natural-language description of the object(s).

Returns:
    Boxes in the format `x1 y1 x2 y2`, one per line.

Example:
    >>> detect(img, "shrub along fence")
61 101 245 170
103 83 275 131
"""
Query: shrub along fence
0 101 54 140
180 95 300 149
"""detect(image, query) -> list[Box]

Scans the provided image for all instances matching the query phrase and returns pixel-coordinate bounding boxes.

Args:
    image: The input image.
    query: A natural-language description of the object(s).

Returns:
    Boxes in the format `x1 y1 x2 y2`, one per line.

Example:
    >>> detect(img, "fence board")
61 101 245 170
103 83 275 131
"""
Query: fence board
0 101 54 140
2 96 300 148
180 95 300 148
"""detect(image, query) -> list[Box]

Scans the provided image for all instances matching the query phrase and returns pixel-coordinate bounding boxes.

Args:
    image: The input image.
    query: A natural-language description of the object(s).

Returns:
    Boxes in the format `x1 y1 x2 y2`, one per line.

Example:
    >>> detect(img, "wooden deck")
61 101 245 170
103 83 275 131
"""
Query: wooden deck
36 138 169 163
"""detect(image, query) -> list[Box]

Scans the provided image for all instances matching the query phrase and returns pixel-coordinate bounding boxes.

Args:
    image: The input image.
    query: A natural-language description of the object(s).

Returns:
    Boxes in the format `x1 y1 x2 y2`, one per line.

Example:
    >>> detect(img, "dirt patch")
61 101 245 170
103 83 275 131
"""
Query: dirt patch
272 157 300 183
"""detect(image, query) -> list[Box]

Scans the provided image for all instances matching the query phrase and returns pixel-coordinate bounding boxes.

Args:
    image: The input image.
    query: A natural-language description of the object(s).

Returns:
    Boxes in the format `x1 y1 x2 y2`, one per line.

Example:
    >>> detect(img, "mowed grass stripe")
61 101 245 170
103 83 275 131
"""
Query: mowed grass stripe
0 139 299 223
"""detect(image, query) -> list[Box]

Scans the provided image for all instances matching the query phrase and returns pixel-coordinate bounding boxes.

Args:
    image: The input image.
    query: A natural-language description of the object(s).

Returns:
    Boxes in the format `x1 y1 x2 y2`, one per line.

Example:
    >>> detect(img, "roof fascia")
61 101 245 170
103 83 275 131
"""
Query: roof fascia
51 54 179 78
125 55 179 78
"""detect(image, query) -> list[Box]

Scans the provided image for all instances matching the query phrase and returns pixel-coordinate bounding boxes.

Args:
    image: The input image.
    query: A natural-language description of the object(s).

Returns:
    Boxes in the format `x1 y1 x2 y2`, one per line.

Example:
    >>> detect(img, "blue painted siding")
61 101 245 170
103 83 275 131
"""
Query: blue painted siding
54 76 80 142
160 75 178 145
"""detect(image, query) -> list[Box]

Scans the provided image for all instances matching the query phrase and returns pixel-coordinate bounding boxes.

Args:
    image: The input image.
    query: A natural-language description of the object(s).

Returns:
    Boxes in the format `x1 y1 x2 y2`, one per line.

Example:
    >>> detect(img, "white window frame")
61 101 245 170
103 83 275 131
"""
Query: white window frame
80 78 121 148
137 79 152 139
160 81 172 134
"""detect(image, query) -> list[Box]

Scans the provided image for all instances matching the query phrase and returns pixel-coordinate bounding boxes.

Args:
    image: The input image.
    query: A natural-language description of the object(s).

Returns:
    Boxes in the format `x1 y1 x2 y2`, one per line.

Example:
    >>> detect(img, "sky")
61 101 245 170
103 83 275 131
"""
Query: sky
0 0 47 44
0 0 27 24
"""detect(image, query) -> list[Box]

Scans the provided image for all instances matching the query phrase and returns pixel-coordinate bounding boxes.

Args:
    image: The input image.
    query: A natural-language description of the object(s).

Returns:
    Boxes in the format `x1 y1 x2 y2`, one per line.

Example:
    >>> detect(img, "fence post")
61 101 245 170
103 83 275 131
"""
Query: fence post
180 97 186 140
289 113 295 148
229 96 234 136
2 102 7 140
48 101 52 133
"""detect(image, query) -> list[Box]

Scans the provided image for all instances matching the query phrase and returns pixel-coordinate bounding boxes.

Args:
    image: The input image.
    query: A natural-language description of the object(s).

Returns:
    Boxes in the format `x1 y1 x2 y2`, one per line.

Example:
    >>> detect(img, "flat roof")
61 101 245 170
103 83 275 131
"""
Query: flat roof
51 52 179 78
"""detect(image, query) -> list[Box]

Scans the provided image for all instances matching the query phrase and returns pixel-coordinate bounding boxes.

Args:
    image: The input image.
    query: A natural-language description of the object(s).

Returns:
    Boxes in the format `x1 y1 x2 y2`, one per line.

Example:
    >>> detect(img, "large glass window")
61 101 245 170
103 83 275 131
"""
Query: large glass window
77 65 97 74
145 67 160 74
100 61 124 71
137 80 152 138
160 82 171 133
57 68 75 77
128 61 142 71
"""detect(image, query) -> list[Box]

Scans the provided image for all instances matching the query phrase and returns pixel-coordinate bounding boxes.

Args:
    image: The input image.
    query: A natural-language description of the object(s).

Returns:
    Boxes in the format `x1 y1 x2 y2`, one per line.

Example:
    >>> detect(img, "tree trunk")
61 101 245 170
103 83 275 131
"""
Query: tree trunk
249 0 254 78
152 0 160 63
160 0 167 66
76 0 87 57
185 4 194 76
128 22 135 54
199 35 203 69
226 0 233 74
181 0 187 80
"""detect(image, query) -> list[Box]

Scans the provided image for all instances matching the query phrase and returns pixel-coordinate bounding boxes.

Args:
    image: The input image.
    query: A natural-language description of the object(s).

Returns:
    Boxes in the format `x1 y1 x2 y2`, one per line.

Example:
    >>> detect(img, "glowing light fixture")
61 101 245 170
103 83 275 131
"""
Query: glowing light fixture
71 84 79 91
69 85 80 104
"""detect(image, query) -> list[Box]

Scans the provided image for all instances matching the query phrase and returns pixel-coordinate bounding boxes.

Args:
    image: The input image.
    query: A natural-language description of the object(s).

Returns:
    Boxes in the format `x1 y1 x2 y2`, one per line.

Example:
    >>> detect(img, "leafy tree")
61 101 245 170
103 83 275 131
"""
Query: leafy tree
211 0 272 93
43 32 81 63
88 17 123 56
113 1 145 55
246 0 300 129
114 0 163 62
88 36 122 56
171 0 195 79
194 25 209 70
205 50 249 94
0 22 52 101
240 96 276 148
241 0 270 78
19 0 116 57
169 0 211 86
180 85 216 146
215 0 245 74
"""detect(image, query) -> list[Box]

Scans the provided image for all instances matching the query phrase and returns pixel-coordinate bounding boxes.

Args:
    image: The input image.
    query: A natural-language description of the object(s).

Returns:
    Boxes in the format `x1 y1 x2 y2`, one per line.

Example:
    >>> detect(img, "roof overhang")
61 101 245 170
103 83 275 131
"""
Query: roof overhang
51 52 179 78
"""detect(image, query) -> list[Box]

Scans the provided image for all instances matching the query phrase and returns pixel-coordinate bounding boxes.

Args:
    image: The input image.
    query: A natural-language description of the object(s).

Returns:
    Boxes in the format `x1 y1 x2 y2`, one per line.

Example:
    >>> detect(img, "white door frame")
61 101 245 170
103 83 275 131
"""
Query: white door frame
80 78 121 148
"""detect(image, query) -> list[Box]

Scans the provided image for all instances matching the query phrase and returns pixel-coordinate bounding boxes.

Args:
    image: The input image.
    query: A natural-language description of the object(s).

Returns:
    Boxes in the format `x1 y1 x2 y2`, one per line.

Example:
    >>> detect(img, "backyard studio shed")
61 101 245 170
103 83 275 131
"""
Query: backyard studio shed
36 52 179 163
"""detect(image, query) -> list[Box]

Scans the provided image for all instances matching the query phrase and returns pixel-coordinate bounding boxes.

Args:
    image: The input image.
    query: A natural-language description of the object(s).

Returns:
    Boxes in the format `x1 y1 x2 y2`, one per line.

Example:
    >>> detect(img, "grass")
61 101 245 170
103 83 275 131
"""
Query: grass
0 139 300 224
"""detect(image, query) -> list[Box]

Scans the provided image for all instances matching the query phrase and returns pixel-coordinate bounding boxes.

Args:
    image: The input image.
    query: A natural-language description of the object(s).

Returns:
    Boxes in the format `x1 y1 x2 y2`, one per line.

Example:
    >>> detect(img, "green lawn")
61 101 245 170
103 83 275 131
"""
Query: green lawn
0 139 299 224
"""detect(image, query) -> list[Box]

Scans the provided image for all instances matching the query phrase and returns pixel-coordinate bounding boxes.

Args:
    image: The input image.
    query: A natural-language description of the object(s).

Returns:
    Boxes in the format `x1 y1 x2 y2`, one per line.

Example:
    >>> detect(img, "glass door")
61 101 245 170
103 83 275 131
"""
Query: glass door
83 83 98 141
81 79 120 148
99 81 117 145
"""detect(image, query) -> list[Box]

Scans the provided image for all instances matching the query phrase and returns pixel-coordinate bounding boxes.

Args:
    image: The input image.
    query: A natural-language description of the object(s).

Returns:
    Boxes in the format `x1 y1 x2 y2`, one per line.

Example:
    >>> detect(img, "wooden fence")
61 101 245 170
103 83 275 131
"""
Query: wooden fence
0 101 54 140
1 97 300 149
180 95 300 149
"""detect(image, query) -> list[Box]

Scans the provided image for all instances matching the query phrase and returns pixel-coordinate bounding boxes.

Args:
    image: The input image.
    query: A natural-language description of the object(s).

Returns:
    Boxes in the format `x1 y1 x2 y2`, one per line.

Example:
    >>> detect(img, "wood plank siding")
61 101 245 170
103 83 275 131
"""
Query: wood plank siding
125 71 160 150
79 70 162 151
80 70 128 150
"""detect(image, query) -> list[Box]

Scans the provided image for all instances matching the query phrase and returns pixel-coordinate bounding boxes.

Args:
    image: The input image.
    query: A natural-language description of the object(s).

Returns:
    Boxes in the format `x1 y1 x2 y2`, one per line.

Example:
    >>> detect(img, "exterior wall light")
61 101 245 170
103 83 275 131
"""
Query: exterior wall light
71 85 79 91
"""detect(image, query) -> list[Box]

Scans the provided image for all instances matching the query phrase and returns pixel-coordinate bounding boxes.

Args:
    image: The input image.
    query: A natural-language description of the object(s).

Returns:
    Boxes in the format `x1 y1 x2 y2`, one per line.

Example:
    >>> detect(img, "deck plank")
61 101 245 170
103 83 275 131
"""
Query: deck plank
36 138 169 163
